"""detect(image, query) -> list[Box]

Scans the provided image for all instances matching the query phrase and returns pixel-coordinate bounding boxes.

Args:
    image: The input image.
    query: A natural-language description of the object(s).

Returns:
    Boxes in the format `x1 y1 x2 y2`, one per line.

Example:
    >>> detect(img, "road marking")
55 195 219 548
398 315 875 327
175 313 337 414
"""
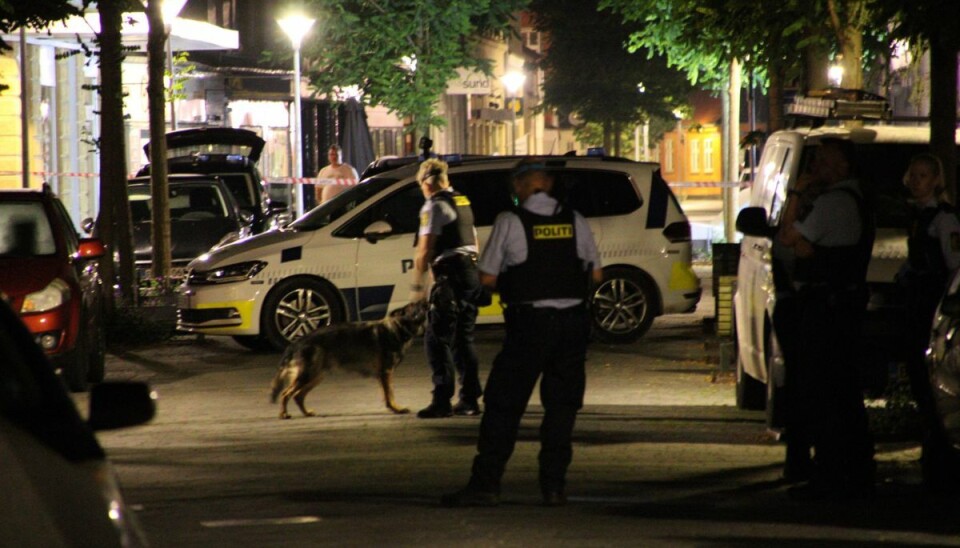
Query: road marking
200 516 321 528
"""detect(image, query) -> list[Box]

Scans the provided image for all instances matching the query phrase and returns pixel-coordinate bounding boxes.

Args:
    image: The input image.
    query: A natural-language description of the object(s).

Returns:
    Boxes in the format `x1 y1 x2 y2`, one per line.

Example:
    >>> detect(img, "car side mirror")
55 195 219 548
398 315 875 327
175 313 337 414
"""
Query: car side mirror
239 210 255 225
363 220 394 243
736 207 777 239
88 381 156 431
941 293 960 318
77 238 106 259
81 217 96 235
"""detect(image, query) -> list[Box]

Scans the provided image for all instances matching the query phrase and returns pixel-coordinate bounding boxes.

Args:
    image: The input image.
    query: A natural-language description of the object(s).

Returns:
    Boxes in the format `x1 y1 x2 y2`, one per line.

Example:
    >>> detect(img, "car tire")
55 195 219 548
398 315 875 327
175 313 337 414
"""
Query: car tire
261 277 344 351
735 349 766 411
591 267 656 343
232 335 274 352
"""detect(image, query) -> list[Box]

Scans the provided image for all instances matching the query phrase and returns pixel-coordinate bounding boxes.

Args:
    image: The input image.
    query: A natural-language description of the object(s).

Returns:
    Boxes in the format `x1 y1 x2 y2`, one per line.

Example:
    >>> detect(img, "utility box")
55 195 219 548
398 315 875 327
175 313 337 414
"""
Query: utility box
712 243 740 337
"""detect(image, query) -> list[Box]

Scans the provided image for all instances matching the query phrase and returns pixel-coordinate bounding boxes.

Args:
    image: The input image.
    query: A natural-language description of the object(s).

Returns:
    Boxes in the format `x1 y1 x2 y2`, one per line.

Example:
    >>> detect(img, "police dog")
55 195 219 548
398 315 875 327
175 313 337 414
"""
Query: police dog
270 300 428 419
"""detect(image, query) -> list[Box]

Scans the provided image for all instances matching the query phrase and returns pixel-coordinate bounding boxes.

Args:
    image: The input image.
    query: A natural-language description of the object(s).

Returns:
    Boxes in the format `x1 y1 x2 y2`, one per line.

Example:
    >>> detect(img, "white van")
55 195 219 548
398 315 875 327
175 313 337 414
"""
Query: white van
177 155 702 350
734 117 960 416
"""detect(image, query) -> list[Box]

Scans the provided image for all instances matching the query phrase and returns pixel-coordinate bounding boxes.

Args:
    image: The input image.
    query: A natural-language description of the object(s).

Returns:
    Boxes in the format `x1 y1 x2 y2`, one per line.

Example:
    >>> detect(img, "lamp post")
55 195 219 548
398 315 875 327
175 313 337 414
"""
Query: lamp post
501 70 525 155
278 14 315 219
161 0 188 131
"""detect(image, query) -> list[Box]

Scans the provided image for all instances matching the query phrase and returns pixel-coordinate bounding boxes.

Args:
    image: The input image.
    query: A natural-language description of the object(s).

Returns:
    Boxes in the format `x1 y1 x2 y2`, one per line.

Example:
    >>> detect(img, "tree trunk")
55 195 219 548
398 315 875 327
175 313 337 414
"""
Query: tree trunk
929 41 958 204
767 64 785 132
146 1 172 282
97 0 136 309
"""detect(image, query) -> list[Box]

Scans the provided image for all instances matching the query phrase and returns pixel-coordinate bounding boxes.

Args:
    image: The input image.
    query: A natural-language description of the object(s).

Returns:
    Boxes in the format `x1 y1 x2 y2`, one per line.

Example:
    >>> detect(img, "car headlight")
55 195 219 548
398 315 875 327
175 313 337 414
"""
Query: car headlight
189 261 267 284
22 278 71 313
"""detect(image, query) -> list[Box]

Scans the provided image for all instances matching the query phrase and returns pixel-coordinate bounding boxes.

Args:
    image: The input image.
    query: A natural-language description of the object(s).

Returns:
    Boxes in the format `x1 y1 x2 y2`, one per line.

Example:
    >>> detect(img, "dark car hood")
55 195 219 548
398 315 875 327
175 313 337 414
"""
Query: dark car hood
0 256 64 304
133 220 240 265
143 128 265 163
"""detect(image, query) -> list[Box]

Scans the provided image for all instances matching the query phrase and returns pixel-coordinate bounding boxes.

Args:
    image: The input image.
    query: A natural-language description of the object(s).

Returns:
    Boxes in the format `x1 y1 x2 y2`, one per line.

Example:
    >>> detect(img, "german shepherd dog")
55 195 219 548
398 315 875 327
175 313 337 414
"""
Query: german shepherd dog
270 300 428 419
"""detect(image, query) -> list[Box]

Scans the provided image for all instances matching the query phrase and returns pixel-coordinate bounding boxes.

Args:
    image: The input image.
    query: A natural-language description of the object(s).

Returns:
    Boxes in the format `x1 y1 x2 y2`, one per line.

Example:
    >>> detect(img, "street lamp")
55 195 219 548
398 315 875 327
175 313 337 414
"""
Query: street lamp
278 14 315 219
161 0 188 131
501 70 525 155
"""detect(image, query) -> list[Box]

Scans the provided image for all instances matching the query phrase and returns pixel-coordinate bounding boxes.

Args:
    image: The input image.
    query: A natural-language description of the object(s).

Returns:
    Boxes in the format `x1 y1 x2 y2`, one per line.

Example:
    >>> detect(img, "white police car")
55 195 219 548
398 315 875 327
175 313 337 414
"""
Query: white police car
177 155 702 351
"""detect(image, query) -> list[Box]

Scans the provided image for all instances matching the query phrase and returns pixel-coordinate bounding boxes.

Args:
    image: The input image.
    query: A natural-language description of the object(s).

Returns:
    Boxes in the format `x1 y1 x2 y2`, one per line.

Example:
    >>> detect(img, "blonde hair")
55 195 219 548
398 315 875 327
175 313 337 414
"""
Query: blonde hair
905 152 947 201
417 158 450 190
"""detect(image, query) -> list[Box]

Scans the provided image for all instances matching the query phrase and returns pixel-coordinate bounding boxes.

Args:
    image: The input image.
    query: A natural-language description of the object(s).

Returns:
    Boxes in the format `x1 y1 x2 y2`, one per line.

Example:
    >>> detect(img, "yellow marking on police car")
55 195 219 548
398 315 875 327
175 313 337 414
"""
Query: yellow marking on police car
194 300 256 330
668 261 700 291
478 292 504 316
453 195 471 206
533 224 574 239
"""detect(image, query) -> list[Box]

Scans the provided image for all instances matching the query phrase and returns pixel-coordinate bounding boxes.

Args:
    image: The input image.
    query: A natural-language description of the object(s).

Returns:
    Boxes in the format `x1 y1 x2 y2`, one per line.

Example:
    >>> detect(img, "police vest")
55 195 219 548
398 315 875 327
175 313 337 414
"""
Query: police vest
794 186 874 287
430 191 477 255
497 206 586 304
907 203 952 285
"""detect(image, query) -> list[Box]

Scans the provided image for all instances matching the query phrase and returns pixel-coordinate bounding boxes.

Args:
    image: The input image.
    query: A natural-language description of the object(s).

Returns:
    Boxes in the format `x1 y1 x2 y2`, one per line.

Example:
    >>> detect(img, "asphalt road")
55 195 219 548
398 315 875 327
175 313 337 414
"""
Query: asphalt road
78 304 960 547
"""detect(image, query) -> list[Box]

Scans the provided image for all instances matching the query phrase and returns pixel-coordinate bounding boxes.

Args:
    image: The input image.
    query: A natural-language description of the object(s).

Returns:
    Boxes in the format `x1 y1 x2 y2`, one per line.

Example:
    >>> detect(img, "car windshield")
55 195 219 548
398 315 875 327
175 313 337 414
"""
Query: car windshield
289 177 400 231
129 184 231 222
0 202 56 257
216 174 256 208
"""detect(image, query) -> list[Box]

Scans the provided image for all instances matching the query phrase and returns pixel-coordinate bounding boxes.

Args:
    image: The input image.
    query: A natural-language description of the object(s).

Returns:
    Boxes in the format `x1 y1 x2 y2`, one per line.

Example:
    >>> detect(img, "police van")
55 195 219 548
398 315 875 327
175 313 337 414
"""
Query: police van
733 91 960 417
177 155 702 351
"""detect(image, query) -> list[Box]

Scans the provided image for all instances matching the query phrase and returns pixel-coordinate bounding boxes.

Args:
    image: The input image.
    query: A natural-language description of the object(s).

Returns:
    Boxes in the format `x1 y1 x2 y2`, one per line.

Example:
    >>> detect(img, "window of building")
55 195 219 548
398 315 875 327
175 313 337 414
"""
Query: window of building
664 139 674 173
703 138 714 174
689 137 700 174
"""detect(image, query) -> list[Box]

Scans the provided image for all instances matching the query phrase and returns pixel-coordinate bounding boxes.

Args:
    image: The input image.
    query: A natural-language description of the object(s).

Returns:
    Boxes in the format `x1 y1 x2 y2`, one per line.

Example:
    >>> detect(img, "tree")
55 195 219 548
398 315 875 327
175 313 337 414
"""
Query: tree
95 0 139 309
530 0 691 156
600 0 886 132
290 0 527 141
867 0 960 201
144 0 171 283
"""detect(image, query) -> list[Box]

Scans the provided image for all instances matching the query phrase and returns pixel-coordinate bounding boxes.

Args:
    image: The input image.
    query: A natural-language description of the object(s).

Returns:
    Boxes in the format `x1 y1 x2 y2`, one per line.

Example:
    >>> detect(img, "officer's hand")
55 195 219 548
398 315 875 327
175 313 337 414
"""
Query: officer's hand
409 285 426 303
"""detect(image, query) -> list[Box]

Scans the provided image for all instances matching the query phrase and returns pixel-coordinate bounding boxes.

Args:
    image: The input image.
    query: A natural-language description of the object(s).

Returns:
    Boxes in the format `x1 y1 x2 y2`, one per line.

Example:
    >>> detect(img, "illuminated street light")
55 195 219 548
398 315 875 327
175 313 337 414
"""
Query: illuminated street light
162 0 188 131
828 63 844 88
501 70 526 155
278 14 315 219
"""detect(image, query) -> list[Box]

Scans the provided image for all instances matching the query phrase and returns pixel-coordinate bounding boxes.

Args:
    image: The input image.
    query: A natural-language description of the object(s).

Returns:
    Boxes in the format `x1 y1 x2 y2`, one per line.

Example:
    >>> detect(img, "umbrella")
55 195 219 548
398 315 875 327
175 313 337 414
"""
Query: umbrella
340 98 376 176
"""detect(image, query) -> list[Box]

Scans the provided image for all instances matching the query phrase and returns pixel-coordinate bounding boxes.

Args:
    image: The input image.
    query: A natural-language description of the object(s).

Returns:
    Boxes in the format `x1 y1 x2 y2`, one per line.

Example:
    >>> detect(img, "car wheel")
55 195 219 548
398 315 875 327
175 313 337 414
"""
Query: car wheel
591 267 656 343
232 335 274 352
764 329 786 428
261 277 344 351
735 346 766 410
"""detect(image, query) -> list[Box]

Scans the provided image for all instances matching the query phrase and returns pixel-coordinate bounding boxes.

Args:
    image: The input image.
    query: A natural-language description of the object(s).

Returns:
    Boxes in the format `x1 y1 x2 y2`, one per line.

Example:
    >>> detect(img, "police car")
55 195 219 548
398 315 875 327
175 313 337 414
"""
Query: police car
177 155 702 351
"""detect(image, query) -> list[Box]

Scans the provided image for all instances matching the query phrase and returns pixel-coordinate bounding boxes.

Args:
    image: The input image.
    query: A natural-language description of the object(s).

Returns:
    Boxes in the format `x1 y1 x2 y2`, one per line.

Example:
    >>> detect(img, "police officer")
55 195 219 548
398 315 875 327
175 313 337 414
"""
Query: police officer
778 138 876 500
441 158 603 507
897 152 960 487
410 158 484 419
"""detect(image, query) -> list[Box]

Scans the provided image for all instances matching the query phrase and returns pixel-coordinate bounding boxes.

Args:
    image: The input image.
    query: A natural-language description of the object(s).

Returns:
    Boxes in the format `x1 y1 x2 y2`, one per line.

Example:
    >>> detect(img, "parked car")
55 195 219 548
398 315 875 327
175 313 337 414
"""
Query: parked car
137 127 287 233
0 185 107 392
733 92 960 421
928 279 960 453
0 295 154 547
177 154 702 351
128 174 254 284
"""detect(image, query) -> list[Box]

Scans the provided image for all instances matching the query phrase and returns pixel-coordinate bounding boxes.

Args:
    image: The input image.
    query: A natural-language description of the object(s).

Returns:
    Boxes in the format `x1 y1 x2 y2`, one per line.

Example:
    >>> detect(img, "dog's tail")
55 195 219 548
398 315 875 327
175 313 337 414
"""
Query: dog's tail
270 351 296 403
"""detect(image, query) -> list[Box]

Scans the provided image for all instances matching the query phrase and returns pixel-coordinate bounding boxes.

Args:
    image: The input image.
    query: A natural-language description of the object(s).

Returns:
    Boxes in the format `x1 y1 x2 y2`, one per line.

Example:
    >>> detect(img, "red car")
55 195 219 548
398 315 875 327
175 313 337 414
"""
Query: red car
0 185 107 391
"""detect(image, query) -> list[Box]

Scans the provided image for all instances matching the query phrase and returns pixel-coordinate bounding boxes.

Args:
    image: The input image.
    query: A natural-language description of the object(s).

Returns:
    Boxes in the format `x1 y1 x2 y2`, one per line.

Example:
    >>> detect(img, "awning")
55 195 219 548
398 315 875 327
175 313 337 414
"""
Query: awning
5 12 238 52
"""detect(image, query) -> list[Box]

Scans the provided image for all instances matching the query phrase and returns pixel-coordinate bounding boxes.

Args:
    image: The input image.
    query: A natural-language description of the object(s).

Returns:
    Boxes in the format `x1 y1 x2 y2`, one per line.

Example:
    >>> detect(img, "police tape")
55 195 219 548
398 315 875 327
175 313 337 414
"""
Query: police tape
0 170 357 187
668 181 744 188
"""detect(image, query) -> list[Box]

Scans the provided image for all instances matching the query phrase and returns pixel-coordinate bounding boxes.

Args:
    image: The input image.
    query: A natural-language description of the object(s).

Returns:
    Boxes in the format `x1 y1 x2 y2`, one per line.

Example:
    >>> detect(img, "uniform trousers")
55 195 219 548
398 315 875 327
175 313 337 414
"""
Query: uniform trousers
795 285 875 486
469 303 589 494
425 256 482 402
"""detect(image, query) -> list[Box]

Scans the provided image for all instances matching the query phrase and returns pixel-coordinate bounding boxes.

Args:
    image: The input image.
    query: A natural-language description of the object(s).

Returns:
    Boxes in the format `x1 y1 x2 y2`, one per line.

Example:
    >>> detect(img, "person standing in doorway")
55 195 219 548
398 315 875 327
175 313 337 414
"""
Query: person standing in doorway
315 145 359 205
441 158 603 507
410 158 484 419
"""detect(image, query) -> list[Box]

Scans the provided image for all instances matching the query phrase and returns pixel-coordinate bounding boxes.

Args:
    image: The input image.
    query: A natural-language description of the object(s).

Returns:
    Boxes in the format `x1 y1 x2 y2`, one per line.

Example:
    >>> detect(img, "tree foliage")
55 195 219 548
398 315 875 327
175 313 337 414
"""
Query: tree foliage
600 0 886 130
289 0 527 138
0 0 88 92
530 0 691 154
